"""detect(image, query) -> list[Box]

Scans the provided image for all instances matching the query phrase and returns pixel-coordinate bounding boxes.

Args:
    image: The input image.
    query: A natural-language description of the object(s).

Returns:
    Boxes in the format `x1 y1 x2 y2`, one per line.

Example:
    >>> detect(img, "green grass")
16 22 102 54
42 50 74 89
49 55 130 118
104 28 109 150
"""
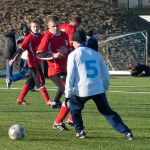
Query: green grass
0 76 150 150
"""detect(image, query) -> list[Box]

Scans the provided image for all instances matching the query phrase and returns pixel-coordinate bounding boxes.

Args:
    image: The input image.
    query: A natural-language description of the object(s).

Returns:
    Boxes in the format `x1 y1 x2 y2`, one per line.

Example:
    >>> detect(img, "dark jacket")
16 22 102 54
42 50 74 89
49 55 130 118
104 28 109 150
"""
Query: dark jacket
87 36 98 52
3 29 16 59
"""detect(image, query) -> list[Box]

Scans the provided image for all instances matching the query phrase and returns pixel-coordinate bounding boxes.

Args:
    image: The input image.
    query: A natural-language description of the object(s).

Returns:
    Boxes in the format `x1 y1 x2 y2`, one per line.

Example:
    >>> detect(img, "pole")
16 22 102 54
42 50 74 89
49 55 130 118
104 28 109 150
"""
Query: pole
145 31 148 66
126 0 129 11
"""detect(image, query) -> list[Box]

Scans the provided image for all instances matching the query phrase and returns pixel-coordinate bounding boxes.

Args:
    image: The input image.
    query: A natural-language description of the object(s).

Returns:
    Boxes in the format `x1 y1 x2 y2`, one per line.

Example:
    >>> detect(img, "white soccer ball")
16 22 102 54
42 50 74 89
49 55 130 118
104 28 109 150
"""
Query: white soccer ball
8 124 25 140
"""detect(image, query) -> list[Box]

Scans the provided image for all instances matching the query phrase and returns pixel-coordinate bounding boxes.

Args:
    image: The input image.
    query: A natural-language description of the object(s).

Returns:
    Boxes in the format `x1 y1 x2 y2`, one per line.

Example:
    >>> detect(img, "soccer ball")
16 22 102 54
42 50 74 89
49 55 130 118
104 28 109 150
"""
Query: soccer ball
8 124 25 140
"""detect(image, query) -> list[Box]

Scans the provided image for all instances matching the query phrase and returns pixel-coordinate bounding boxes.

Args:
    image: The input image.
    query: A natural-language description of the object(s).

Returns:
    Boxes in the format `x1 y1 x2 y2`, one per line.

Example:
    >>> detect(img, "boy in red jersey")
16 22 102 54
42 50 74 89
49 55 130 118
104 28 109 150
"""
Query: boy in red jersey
9 19 54 106
52 16 82 107
46 16 82 128
37 16 71 130
60 15 81 49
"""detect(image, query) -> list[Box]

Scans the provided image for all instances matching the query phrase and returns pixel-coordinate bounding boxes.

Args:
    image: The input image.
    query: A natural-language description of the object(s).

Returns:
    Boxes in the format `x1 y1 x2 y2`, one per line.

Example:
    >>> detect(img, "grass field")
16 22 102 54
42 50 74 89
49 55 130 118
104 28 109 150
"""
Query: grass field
0 76 150 150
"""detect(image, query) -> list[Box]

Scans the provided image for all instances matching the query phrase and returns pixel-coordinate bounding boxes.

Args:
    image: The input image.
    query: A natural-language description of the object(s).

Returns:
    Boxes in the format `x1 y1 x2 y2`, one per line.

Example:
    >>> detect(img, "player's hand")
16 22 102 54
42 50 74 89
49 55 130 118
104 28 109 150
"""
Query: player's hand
53 52 65 58
65 98 69 107
8 59 15 66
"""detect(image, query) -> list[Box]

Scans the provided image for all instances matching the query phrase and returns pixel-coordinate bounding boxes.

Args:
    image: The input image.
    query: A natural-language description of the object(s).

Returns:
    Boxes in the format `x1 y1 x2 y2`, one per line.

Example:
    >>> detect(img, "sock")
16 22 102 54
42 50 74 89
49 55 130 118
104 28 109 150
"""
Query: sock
39 87 50 103
67 114 73 122
17 83 30 101
55 106 70 124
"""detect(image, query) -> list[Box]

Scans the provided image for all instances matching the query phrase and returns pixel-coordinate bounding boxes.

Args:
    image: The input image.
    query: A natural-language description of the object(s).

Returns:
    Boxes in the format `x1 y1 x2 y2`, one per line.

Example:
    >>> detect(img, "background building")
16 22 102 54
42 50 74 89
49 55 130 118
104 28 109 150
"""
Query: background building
102 0 150 8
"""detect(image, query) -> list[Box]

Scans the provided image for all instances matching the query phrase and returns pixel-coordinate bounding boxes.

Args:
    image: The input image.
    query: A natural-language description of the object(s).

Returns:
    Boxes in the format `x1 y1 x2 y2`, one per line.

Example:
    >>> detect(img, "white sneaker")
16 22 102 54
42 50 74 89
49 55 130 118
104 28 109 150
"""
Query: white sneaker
6 78 11 90
76 131 87 139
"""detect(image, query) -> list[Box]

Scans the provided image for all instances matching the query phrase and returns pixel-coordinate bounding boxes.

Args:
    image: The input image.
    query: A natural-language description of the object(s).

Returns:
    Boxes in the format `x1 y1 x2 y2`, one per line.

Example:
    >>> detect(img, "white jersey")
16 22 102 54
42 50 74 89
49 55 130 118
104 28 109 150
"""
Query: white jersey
65 45 109 98
21 50 28 60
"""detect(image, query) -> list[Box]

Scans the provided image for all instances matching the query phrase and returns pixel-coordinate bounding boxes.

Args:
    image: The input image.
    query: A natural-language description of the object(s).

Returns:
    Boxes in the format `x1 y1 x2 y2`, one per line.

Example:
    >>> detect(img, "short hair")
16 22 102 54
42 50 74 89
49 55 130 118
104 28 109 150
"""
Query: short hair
71 15 81 24
30 19 40 24
47 15 60 24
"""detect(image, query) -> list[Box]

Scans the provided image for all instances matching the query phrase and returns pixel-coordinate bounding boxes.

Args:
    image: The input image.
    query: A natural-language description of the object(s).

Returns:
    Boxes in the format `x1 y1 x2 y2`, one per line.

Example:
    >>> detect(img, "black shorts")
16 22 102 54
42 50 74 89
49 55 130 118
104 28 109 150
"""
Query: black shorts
49 72 66 93
26 66 45 89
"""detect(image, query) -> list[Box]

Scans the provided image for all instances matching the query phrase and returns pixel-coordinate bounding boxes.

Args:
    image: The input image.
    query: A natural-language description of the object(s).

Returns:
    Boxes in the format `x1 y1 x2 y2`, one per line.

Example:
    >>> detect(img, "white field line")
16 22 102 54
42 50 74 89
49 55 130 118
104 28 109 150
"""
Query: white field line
108 91 150 94
0 86 150 94
110 85 150 88
0 87 57 91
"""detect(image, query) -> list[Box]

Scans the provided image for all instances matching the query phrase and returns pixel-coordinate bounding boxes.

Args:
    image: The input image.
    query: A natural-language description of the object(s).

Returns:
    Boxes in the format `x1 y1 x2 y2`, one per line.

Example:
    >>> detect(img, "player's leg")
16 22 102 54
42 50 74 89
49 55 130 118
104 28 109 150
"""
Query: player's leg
53 101 70 130
9 59 28 82
53 88 63 106
51 73 73 129
32 66 54 106
16 69 33 105
6 59 13 89
70 95 87 138
93 93 133 140
49 72 66 106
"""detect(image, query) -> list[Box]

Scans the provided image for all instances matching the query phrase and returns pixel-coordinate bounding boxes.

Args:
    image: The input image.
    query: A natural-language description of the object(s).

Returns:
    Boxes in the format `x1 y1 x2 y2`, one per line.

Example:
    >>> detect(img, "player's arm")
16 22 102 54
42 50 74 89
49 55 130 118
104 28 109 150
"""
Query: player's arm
36 33 54 60
65 53 76 99
9 46 26 66
9 35 30 65
36 51 53 60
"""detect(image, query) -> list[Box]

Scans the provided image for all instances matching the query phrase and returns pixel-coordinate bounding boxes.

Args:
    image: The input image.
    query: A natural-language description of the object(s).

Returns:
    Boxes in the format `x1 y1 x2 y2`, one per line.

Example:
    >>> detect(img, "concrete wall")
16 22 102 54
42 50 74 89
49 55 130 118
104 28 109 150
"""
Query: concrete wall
101 0 150 8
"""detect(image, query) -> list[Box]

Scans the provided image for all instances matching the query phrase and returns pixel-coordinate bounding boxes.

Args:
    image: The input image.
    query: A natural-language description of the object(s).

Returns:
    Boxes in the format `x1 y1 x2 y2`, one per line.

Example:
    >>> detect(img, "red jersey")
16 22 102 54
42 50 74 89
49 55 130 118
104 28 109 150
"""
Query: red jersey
60 23 76 48
37 31 69 77
20 33 43 68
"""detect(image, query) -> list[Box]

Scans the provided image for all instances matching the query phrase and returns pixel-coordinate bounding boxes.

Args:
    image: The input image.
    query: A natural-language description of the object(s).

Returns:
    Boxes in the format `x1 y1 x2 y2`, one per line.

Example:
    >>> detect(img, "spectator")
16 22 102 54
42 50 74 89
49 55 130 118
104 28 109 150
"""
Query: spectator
86 29 98 52
3 29 17 89
6 26 35 90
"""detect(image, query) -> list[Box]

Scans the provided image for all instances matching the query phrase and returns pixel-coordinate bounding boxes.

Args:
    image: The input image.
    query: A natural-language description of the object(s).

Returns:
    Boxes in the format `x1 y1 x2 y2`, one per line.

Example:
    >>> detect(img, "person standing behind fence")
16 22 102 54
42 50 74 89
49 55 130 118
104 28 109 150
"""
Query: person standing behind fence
86 29 98 52
3 29 16 89
9 19 55 106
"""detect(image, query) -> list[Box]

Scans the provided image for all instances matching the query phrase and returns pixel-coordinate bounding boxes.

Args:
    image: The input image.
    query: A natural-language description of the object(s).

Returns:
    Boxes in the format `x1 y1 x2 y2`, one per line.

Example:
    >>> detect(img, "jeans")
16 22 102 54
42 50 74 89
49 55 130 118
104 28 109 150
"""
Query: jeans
9 59 28 82
6 59 13 78
70 93 131 134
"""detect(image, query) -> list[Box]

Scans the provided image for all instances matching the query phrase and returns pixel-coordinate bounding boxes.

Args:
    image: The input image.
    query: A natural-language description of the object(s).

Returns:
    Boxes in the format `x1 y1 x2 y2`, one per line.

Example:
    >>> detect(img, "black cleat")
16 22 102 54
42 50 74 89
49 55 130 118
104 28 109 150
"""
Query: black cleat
53 122 69 131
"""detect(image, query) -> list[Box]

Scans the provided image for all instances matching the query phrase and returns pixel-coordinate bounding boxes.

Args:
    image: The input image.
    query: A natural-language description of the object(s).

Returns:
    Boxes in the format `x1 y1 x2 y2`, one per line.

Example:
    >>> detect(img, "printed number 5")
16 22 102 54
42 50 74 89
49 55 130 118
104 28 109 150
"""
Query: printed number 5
85 60 98 78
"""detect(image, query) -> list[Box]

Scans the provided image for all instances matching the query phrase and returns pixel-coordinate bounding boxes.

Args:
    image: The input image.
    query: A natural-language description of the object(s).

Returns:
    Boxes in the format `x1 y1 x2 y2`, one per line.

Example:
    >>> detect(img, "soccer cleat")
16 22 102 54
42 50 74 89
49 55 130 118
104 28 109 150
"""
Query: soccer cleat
125 132 134 140
6 78 11 90
76 131 87 139
46 100 56 107
17 99 30 105
66 120 74 126
53 122 69 131
51 101 62 109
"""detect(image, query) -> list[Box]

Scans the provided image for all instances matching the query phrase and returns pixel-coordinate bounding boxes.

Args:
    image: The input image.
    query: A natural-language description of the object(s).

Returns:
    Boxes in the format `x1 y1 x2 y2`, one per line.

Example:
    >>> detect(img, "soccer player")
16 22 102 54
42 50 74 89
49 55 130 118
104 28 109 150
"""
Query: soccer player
9 19 54 106
60 15 81 49
65 30 134 140
51 29 99 130
51 16 82 108
36 16 69 111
